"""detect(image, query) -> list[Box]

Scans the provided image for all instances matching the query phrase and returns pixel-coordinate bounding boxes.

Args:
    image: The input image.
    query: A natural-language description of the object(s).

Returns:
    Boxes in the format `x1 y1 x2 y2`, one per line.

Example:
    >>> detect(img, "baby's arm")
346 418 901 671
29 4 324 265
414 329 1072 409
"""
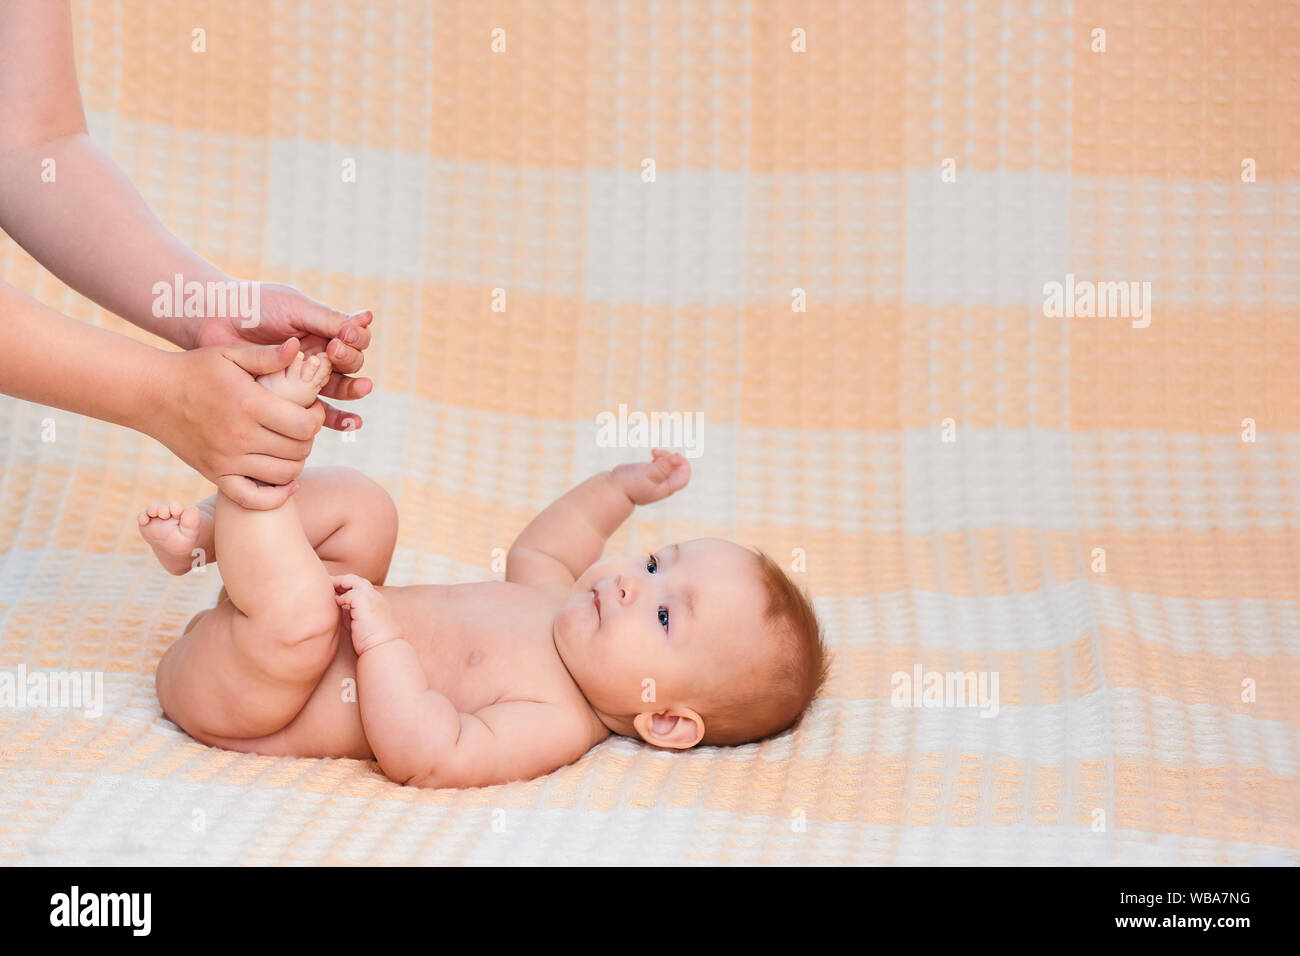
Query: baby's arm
506 449 691 596
334 573 592 787
331 573 448 783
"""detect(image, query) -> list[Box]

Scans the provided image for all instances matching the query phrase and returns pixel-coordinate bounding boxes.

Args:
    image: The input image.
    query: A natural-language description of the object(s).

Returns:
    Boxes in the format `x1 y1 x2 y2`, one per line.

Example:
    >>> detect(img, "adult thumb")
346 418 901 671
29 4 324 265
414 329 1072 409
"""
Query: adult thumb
218 474 297 511
226 338 300 377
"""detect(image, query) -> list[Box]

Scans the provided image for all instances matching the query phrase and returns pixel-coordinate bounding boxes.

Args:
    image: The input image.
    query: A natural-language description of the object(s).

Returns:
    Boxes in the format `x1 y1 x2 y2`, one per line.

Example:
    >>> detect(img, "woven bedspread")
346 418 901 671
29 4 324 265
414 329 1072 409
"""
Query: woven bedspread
1 0 1297 865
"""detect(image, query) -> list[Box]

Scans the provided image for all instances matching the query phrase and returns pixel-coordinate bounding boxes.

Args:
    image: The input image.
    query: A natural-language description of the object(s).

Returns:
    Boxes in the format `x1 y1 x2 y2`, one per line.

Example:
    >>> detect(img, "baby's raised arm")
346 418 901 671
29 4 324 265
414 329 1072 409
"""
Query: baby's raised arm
506 449 691 598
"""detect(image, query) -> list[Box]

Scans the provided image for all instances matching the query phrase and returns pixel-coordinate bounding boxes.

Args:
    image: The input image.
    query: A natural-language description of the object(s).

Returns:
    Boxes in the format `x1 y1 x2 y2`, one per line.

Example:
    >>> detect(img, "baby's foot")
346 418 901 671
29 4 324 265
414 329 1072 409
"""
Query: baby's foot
138 502 204 575
257 351 333 408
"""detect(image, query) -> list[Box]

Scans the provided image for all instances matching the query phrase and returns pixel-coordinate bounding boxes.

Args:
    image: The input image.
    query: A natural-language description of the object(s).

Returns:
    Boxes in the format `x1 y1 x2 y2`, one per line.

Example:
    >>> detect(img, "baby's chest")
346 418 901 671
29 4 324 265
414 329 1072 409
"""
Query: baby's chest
401 599 568 713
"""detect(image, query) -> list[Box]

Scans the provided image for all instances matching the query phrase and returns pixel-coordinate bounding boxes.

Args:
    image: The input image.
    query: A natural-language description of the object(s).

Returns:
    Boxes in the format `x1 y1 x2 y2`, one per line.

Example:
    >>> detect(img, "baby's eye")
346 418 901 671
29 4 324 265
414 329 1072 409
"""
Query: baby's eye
646 553 658 574
658 607 670 631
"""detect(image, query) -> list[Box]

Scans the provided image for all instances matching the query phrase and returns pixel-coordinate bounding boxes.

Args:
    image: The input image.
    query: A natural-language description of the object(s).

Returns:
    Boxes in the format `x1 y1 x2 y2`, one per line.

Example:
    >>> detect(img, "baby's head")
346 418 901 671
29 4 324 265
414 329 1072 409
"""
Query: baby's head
553 537 830 748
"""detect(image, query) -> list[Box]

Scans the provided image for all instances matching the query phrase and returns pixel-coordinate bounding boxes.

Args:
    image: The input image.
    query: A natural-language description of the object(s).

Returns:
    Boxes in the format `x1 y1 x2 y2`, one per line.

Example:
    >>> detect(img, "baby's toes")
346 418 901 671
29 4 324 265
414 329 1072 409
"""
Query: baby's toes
177 506 202 536
305 354 333 389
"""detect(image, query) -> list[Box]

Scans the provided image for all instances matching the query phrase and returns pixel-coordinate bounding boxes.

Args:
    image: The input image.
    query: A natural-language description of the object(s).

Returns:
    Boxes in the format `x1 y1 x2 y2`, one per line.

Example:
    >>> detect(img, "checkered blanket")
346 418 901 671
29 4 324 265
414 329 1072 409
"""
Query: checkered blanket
0 0 1296 864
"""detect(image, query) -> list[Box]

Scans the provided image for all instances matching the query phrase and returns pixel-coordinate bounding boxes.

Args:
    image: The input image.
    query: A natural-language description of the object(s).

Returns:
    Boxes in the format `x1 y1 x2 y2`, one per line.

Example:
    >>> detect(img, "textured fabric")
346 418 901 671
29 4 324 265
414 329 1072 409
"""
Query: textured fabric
1 0 1297 865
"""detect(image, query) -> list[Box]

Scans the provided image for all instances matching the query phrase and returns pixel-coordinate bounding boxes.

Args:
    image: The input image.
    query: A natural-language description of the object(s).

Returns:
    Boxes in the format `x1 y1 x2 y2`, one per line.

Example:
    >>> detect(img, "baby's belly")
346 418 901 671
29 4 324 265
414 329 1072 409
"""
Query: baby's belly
229 606 526 761
231 583 565 761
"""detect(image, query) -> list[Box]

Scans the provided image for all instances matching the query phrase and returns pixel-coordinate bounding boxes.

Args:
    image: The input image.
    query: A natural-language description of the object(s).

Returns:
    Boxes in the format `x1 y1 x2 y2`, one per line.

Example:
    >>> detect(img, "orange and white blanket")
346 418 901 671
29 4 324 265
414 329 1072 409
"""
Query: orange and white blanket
0 0 1295 865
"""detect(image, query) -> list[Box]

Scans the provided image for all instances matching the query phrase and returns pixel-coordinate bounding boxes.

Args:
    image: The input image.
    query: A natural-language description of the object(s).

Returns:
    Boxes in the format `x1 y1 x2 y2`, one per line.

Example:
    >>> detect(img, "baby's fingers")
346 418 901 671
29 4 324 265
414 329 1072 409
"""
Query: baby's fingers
647 454 678 481
330 572 371 593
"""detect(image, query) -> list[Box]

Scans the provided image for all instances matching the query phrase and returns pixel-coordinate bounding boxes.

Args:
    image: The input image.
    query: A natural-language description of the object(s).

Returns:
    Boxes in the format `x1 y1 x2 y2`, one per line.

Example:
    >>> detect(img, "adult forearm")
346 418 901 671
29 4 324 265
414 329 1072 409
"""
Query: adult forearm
0 132 227 349
0 279 166 432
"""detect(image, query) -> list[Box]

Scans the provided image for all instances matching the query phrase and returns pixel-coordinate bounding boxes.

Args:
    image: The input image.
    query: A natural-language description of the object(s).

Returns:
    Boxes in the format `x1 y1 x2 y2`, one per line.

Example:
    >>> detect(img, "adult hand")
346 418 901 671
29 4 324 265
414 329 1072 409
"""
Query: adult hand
193 282 374 433
150 339 327 509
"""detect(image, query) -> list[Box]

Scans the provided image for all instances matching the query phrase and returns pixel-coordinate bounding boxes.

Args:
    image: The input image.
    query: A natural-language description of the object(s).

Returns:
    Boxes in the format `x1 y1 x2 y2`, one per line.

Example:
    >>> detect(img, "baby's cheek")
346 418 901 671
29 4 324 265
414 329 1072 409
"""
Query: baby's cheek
574 557 624 591
555 602 587 639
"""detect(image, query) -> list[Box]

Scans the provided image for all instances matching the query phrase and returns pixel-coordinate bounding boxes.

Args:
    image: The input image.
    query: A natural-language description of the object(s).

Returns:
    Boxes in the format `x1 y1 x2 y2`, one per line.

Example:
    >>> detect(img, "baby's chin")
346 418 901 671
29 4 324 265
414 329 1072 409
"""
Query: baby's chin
554 586 599 645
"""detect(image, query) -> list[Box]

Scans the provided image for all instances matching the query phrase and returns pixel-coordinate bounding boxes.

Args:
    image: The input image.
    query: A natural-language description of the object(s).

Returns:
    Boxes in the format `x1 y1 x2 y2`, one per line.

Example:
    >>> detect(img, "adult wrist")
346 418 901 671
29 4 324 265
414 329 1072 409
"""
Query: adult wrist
128 347 180 439
156 268 246 350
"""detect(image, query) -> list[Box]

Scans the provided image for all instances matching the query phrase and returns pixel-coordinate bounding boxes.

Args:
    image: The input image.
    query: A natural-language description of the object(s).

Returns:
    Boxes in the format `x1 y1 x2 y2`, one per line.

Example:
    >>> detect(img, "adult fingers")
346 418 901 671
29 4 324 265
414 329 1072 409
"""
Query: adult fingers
318 371 373 403
225 338 299 376
338 313 373 350
218 474 298 510
254 389 325 442
254 427 315 463
316 398 364 433
235 453 303 488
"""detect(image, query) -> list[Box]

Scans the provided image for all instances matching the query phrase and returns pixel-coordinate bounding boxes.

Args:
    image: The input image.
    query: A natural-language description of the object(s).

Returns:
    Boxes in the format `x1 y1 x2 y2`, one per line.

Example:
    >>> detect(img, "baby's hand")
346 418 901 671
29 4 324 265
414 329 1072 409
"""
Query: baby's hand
331 573 401 655
613 448 691 506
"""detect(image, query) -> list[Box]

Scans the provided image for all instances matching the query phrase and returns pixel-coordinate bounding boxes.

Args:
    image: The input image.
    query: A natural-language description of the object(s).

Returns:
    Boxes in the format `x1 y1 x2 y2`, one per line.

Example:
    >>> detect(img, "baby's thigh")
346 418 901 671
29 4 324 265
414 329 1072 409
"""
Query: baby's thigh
156 597 346 744
197 632 371 761
310 468 399 585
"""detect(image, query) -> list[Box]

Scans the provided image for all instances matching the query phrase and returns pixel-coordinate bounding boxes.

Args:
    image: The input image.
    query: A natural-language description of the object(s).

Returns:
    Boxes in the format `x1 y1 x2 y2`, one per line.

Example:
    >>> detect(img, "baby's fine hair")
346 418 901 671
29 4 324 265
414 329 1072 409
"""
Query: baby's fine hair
699 548 831 747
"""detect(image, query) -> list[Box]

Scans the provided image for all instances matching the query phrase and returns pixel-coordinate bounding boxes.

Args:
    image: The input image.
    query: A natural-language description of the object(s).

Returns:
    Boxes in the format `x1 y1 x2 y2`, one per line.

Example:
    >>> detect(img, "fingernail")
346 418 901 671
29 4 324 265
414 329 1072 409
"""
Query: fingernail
343 328 358 344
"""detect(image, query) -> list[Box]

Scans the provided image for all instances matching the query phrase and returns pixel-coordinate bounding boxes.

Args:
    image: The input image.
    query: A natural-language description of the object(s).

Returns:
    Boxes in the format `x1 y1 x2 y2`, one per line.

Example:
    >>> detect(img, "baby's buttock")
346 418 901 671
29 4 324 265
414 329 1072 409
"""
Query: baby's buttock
207 609 372 761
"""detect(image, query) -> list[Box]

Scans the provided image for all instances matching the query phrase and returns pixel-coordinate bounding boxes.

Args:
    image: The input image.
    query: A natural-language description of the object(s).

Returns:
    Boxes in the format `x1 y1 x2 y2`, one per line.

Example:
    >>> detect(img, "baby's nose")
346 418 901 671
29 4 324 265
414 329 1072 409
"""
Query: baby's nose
616 576 640 603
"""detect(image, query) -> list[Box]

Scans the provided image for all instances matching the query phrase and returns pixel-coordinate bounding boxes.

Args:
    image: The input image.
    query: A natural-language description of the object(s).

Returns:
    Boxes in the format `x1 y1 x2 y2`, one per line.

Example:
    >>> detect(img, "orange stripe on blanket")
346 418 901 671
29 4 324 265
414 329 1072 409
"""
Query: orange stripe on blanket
1114 760 1300 849
1099 628 1298 721
748 0 906 173
1080 530 1300 600
902 1 1074 174
799 639 1299 718
1071 0 1300 180
1070 306 1300 432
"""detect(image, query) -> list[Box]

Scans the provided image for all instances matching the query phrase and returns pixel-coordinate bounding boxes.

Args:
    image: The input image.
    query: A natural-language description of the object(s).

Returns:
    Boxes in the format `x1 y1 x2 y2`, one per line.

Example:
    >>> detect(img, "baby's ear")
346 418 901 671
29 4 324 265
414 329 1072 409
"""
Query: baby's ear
633 708 704 749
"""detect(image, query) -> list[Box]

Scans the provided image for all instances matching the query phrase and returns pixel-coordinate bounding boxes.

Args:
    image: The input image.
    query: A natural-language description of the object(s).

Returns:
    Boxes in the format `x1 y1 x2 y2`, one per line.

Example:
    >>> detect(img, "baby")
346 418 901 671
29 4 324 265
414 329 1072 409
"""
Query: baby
138 352 829 787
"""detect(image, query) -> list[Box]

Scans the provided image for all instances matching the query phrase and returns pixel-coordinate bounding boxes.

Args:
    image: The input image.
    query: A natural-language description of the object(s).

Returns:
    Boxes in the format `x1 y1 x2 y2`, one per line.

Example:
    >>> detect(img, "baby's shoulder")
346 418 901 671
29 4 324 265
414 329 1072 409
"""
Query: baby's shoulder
523 683 611 754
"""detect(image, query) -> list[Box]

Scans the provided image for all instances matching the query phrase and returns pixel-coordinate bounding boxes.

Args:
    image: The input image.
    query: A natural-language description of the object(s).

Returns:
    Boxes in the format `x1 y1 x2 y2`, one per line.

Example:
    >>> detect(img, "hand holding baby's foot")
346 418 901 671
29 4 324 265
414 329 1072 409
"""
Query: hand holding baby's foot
613 448 691 505
257 349 333 408
138 502 205 575
331 573 402 654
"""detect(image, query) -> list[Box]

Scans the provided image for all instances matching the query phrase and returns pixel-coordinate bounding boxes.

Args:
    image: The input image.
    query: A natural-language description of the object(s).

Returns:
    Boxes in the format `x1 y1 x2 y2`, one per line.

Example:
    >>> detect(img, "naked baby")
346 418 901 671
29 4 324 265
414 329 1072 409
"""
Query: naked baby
139 353 828 788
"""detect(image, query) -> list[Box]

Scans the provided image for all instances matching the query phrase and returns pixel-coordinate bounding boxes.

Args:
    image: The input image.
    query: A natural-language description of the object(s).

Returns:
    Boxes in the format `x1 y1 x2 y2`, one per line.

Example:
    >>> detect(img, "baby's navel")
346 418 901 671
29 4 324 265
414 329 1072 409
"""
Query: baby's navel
468 650 483 666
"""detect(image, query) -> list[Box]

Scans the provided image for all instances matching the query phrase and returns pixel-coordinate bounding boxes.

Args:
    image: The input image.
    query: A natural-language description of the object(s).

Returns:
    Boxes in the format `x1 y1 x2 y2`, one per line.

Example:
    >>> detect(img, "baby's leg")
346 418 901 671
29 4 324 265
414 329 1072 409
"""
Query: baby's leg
156 491 339 741
155 354 349 741
141 466 398 585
